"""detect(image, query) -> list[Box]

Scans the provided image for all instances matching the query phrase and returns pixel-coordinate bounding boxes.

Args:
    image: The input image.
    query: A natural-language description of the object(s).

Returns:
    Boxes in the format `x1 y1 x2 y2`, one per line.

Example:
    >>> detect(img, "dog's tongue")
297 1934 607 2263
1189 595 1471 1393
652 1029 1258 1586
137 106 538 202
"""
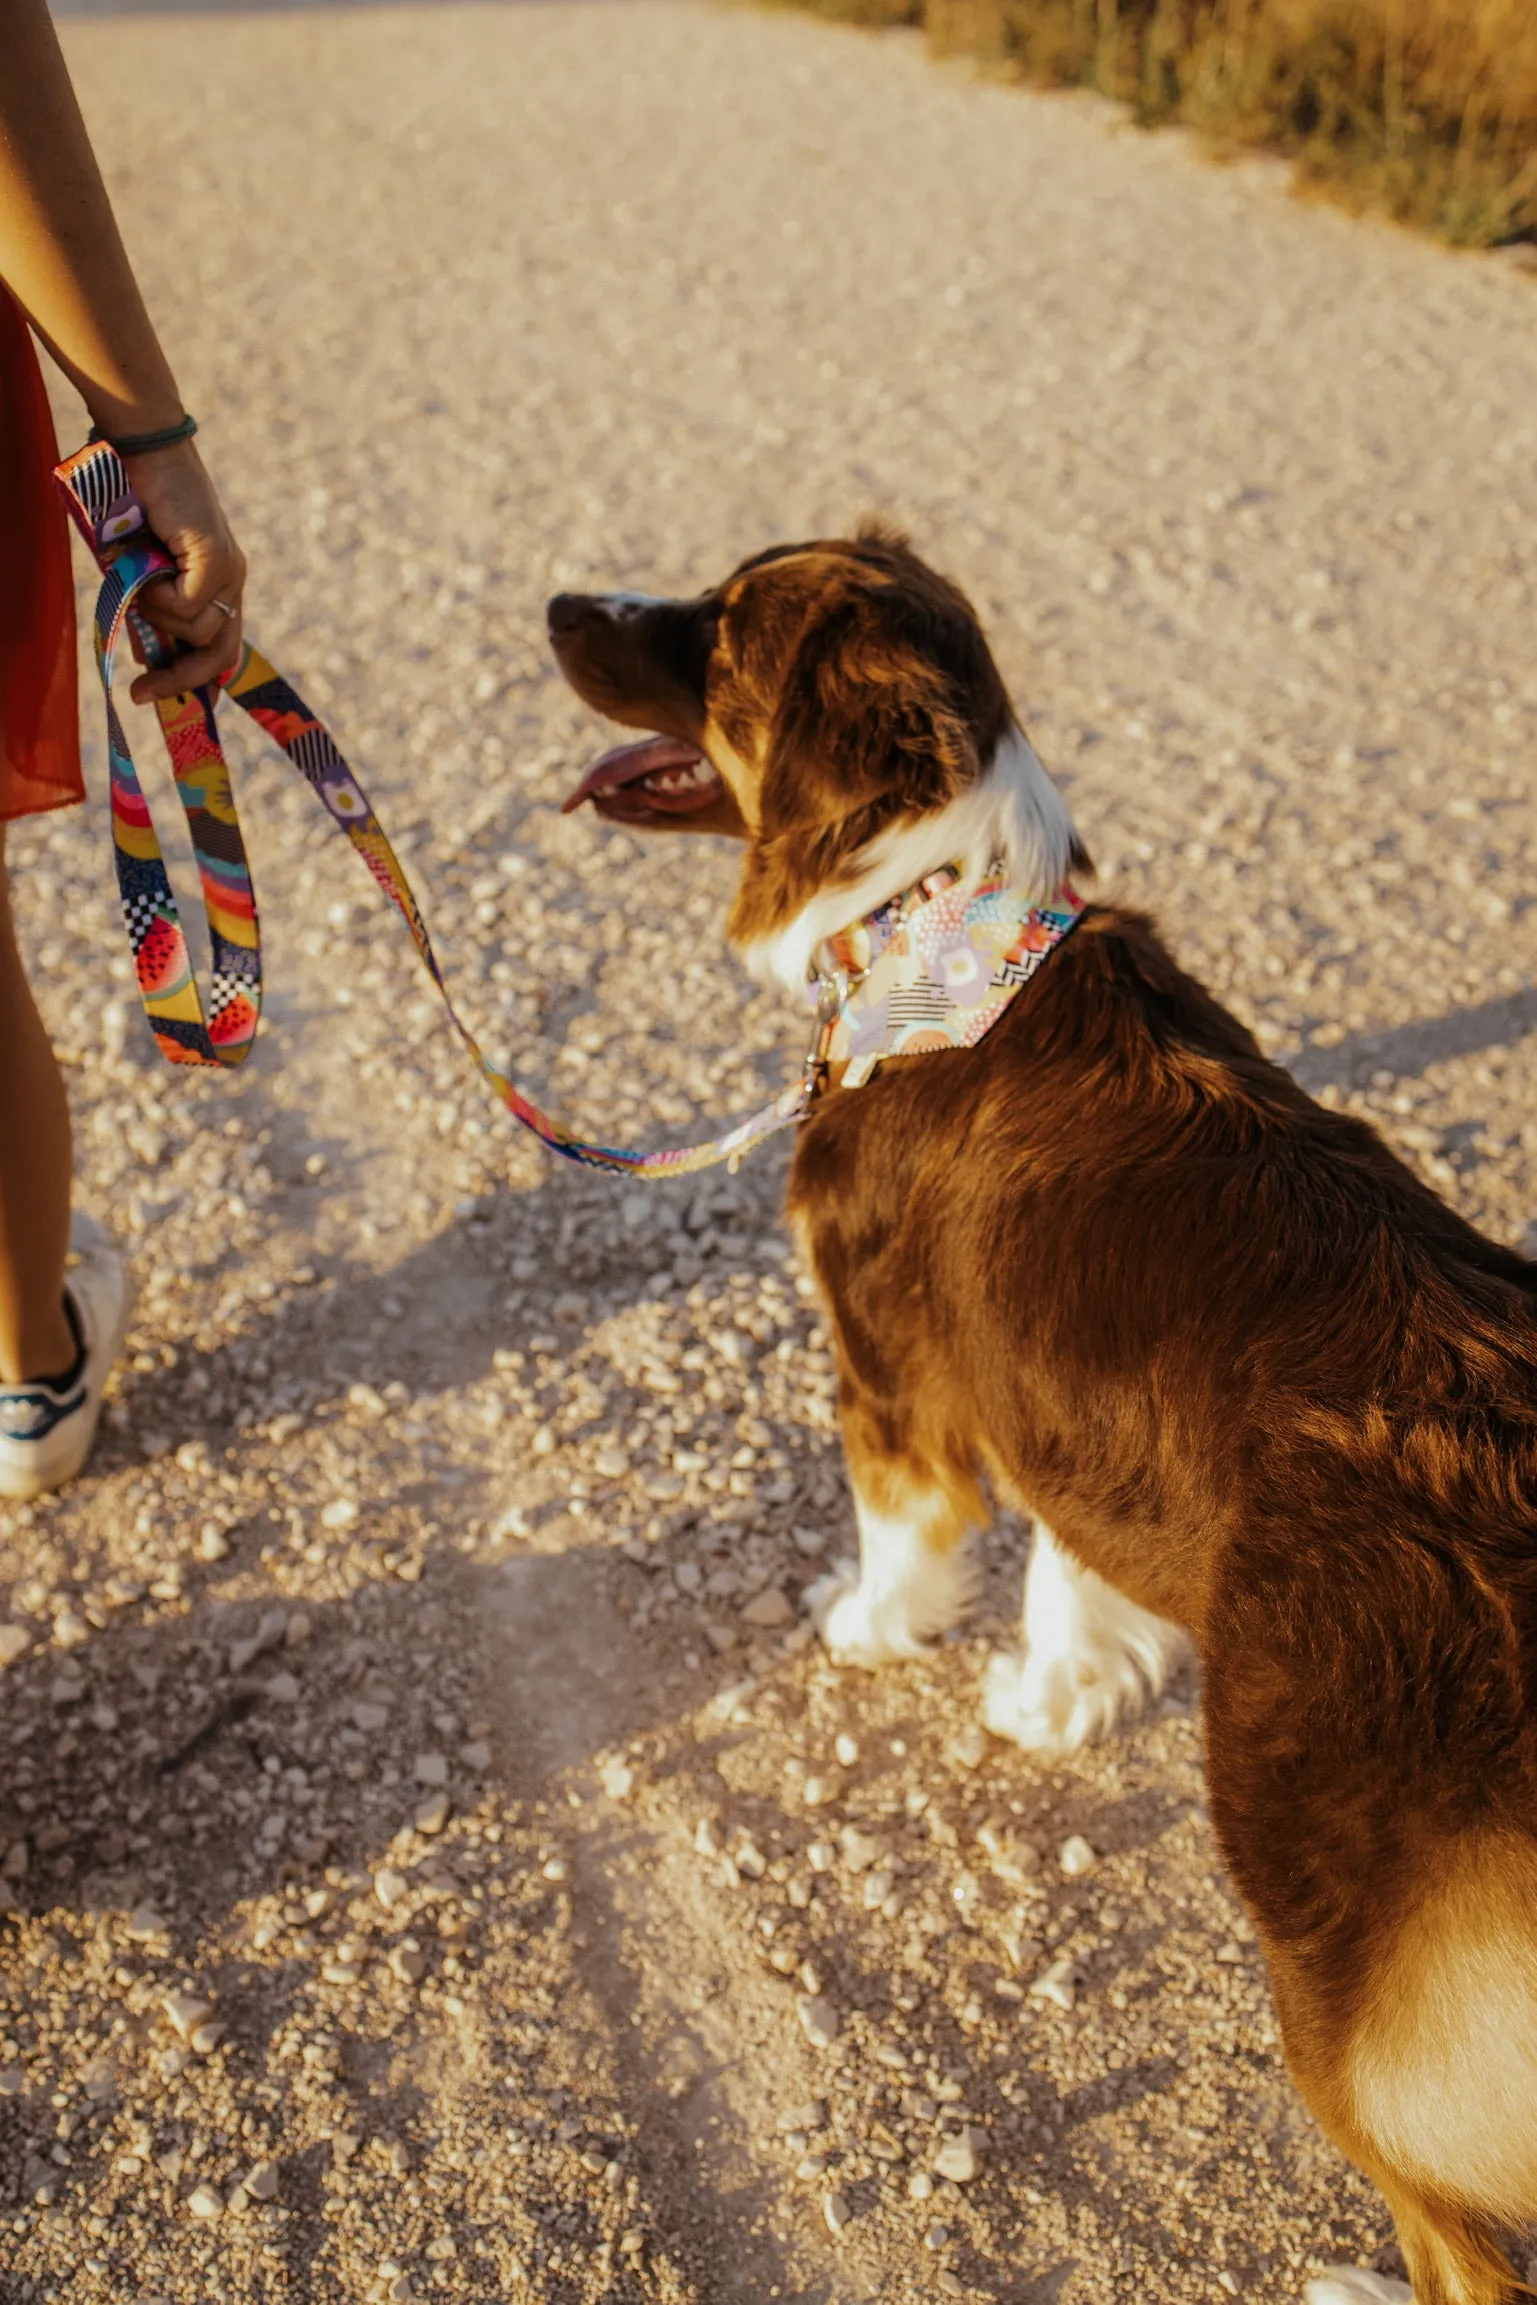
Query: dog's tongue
560 735 720 817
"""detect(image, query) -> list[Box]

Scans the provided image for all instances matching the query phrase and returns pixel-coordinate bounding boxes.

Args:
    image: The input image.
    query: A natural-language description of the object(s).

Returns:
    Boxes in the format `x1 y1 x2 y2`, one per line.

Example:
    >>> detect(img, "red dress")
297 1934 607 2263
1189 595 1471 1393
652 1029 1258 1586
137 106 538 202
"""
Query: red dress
0 286 83 822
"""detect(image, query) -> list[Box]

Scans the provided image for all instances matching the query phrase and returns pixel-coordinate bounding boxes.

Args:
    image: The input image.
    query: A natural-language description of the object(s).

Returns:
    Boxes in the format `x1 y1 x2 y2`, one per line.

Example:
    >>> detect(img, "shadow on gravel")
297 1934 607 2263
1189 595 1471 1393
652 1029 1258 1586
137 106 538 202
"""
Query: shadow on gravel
1291 984 1537 1093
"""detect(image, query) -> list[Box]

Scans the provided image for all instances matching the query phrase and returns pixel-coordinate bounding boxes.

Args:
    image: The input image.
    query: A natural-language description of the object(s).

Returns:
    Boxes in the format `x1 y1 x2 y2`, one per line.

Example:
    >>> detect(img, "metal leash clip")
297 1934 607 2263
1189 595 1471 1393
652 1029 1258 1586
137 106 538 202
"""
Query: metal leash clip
798 963 864 1104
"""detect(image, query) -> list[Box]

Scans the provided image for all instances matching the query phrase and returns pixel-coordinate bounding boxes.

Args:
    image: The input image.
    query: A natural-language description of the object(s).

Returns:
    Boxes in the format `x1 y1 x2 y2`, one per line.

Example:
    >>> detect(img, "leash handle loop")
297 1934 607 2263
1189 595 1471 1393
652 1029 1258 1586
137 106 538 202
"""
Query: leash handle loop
54 441 807 1175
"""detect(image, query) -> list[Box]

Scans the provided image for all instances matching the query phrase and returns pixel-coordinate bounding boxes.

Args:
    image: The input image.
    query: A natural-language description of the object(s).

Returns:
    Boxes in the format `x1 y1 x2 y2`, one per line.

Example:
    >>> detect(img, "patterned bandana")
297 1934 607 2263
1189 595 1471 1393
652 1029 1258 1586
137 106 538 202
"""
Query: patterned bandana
811 865 1085 1088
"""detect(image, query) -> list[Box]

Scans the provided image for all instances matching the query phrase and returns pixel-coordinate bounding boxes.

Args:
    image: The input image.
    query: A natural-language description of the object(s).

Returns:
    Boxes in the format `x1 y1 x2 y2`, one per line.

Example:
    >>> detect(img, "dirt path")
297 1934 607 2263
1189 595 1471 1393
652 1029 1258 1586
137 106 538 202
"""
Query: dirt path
3 6 1536 2301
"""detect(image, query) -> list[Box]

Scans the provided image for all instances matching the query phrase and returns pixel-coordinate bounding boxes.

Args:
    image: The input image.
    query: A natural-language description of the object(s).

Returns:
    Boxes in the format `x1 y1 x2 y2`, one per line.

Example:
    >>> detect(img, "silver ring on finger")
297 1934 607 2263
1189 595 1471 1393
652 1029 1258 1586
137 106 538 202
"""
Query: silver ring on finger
211 597 237 620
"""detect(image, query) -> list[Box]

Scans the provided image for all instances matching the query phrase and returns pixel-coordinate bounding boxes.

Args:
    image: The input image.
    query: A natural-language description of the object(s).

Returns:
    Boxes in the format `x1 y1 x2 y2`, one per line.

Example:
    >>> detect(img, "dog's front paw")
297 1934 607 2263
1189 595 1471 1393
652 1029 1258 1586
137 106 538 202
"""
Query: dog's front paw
805 1561 930 1667
983 1644 1147 1755
1302 2272 1412 2305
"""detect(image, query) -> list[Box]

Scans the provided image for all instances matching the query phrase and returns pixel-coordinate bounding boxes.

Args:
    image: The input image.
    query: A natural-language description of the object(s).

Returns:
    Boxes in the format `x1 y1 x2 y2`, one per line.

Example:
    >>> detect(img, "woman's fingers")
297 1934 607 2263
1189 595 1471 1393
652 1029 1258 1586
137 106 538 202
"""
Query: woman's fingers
129 607 243 705
120 438 246 695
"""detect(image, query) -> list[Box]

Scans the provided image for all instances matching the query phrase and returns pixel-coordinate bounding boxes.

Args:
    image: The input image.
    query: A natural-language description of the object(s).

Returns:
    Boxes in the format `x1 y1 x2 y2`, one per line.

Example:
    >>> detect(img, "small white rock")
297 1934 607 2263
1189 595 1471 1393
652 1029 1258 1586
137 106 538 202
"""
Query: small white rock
187 2181 223 2219
265 1672 300 1705
196 1524 230 1563
839 1827 886 1874
1058 1834 1097 1877
600 1760 635 1801
352 1701 389 1733
320 1498 359 1529
933 2128 981 2184
796 1995 841 2049
161 1992 214 2040
374 1868 409 1910
822 2188 851 2236
413 1752 448 1787
791 1525 827 1557
1029 1956 1078 2012
0 1624 30 1668
740 1585 792 1629
833 1732 860 1767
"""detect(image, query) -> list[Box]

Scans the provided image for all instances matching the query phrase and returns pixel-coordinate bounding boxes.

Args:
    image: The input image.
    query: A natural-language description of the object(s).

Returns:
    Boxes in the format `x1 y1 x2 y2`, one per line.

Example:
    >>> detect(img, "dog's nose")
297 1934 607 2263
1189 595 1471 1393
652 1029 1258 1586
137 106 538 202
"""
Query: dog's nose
546 593 592 636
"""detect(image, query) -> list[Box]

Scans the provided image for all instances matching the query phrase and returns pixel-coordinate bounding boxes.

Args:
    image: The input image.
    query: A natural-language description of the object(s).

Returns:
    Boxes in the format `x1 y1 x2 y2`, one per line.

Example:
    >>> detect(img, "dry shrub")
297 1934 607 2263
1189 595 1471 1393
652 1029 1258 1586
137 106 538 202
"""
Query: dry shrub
806 0 1537 244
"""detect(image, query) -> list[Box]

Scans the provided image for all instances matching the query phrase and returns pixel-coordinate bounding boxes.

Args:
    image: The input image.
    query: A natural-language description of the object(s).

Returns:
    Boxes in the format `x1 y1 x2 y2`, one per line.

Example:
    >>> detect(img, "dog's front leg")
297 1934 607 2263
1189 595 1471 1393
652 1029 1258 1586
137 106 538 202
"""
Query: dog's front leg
983 1523 1188 1753
807 1430 982 1668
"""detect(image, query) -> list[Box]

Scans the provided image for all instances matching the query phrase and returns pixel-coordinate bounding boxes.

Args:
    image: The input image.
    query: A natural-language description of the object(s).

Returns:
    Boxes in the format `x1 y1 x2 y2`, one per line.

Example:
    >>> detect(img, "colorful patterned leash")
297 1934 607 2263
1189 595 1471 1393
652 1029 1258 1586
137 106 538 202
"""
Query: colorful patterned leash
55 440 815 1176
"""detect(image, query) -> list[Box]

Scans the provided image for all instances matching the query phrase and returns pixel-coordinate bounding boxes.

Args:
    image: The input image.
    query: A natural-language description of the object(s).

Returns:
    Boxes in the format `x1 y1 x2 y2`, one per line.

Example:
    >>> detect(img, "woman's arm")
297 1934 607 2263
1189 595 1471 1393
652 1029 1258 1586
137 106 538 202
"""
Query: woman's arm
0 0 246 700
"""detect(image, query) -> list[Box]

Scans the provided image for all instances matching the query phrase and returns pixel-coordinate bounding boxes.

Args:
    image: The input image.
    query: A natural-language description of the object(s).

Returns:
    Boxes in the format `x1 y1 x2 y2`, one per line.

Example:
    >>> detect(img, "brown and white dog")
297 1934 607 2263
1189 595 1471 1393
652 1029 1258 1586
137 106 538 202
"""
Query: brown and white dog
549 527 1537 2305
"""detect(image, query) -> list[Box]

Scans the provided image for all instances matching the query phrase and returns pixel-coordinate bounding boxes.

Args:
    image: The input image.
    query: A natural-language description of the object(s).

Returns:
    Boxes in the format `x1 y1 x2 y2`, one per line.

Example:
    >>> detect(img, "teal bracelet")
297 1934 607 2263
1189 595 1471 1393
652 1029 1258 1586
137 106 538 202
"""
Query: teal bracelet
87 413 198 457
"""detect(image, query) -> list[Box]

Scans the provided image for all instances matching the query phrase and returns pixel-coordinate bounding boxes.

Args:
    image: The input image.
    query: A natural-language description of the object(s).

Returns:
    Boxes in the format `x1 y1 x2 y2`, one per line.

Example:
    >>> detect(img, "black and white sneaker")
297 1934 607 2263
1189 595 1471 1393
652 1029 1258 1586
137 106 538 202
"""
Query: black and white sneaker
0 1213 131 1501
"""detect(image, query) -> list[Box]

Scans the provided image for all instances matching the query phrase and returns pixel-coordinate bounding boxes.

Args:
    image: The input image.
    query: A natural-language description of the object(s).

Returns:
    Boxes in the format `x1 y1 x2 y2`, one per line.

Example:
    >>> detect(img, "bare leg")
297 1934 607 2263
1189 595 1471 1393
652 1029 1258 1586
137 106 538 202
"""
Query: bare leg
0 818 75 1384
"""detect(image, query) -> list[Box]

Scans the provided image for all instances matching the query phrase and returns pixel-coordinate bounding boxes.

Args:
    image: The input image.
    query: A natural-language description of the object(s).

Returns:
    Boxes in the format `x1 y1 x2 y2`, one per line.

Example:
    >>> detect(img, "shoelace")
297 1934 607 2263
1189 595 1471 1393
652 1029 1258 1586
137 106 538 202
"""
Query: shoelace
55 440 816 1178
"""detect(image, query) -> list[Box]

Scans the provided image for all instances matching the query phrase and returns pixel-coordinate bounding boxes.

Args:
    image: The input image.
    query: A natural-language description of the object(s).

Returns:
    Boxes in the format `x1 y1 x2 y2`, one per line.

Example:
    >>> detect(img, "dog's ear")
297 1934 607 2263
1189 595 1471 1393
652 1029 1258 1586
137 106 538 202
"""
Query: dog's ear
760 575 996 840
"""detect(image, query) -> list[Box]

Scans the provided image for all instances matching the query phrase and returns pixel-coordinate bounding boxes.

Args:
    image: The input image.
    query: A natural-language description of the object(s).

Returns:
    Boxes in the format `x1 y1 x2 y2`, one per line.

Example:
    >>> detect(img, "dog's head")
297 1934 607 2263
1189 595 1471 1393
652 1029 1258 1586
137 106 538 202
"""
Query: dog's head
549 526 1083 988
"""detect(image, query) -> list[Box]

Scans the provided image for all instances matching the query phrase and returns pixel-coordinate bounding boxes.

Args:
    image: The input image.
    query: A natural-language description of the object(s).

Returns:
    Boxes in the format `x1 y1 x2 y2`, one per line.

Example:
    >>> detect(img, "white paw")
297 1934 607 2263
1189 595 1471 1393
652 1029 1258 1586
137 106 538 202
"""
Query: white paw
1303 2271 1412 2305
983 1639 1154 1754
805 1561 930 1667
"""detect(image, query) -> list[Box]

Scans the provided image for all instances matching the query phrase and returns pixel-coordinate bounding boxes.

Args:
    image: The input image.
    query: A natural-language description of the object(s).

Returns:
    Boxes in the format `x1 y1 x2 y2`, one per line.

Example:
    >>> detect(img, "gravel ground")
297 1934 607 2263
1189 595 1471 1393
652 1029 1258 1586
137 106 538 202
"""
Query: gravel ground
3 6 1537 2301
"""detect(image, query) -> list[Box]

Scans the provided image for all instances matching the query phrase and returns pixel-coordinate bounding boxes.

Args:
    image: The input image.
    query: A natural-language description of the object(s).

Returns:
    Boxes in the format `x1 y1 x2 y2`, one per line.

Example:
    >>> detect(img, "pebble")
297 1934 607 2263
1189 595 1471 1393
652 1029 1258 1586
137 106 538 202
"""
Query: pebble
600 1759 636 1800
390 1944 428 1985
1030 1956 1079 2011
822 2188 851 2236
353 1701 390 1733
833 1732 859 1766
187 2181 223 2219
949 1726 987 1771
161 1992 214 2040
0 1623 30 1668
125 1904 167 1942
839 1826 886 1873
1058 1834 1098 1877
802 1773 841 1808
932 2128 980 2184
246 2162 279 2201
266 1670 301 1704
795 1995 841 2048
791 1525 827 1556
413 1751 448 1786
740 1584 792 1628
926 2222 951 2250
541 1856 569 1882
230 1608 288 1675
594 1448 630 1478
908 2170 934 2201
414 1793 451 1835
374 1867 410 1909
320 1497 359 1528
53 1609 90 1649
196 1524 230 1563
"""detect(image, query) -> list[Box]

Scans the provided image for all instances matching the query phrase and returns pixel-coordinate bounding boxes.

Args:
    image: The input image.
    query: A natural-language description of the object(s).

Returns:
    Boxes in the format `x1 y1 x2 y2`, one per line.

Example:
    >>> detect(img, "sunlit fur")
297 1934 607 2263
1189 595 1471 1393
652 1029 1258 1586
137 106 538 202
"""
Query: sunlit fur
550 528 1537 2304
740 724 1078 996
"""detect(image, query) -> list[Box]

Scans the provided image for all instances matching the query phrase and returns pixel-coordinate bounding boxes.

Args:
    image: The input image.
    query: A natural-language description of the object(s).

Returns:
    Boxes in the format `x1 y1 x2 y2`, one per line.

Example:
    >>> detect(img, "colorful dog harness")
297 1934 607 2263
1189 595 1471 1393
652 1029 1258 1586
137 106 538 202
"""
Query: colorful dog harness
56 439 1083 1174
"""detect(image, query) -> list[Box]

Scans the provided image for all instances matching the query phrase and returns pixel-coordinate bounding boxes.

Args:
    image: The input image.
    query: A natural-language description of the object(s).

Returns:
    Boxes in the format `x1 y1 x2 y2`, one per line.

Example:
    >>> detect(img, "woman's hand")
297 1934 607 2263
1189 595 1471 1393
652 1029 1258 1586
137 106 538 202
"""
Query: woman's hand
125 438 247 704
